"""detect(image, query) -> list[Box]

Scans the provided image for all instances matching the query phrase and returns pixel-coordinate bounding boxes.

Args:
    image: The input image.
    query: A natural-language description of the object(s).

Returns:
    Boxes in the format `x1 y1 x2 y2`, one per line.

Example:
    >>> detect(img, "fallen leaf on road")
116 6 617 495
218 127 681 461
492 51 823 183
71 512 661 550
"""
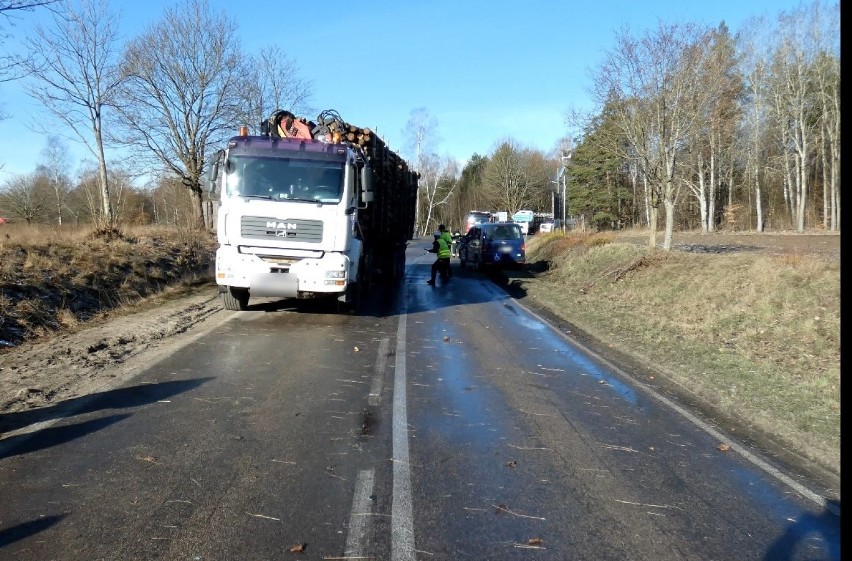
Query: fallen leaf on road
353 346 360 352
717 443 731 452
505 460 517 470
528 538 544 546
289 542 307 553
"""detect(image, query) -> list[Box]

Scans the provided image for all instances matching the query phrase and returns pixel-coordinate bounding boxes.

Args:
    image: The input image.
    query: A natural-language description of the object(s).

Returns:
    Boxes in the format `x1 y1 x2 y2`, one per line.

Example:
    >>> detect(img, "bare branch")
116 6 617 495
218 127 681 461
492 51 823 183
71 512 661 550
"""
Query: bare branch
19 0 121 226
114 0 244 228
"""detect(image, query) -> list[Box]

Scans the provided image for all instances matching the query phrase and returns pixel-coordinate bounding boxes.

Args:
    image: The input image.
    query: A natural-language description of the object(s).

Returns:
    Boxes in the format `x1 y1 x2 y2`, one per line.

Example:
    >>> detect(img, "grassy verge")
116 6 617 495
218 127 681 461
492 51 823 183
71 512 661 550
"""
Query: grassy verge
0 224 217 346
517 231 840 477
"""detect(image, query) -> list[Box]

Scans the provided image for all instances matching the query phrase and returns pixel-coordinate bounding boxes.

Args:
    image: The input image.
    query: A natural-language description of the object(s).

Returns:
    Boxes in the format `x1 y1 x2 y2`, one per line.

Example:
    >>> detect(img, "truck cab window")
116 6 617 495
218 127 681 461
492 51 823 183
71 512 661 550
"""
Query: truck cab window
224 156 342 203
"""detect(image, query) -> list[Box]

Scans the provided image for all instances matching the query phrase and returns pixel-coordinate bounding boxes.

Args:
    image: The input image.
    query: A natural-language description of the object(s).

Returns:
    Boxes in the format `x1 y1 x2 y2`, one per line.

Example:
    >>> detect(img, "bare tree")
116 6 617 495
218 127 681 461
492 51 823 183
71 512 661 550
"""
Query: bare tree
237 45 313 133
72 162 104 225
20 0 120 227
766 3 832 232
680 27 739 234
37 137 72 225
404 108 442 234
592 21 710 250
116 0 243 229
0 171 52 223
417 153 458 236
482 141 553 217
0 0 59 87
450 154 489 228
815 49 840 230
737 15 775 232
808 2 840 231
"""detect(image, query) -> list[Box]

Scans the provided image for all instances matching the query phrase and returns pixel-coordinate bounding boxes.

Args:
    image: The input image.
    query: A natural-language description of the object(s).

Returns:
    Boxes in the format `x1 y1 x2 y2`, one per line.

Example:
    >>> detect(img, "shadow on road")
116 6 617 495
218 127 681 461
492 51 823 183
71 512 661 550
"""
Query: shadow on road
0 414 131 460
0 378 214 435
0 514 66 548
762 499 841 561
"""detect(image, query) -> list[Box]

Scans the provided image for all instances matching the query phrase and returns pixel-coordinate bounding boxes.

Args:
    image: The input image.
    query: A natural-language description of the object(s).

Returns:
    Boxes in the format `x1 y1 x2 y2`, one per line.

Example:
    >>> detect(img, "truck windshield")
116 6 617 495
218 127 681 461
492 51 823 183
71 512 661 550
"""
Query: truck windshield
512 210 533 222
224 155 343 203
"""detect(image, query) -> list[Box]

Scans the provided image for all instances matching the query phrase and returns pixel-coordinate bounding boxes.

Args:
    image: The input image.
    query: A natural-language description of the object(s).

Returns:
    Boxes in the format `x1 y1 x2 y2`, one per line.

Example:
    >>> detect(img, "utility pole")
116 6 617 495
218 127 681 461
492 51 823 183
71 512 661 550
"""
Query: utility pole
560 150 572 232
553 171 563 229
551 176 559 223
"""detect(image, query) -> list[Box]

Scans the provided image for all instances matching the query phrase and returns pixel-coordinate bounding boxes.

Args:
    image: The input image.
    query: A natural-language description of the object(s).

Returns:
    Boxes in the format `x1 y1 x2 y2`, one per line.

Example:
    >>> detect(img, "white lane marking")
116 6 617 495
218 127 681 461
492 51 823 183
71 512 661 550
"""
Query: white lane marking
392 303 415 560
512 297 839 515
369 338 390 406
344 469 375 557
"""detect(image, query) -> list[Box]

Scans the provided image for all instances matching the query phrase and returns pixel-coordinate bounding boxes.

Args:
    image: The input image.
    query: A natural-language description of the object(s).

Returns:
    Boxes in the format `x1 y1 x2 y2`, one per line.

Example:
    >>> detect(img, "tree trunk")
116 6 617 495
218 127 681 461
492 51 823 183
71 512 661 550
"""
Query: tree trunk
795 138 808 232
96 135 114 228
707 147 716 233
662 197 675 251
630 170 638 227
754 165 764 233
821 132 829 230
192 187 205 229
647 204 658 249
693 153 708 233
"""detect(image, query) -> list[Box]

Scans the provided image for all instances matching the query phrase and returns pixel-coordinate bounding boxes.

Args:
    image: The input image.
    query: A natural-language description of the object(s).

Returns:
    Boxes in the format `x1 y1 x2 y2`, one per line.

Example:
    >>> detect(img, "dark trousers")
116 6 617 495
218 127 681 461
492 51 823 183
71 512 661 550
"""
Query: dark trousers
431 257 451 281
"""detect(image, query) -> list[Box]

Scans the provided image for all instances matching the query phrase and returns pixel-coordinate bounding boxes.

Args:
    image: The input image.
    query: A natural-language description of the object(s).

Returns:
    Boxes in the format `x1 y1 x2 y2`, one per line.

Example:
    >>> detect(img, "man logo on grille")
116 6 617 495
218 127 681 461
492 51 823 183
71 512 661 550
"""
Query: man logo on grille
267 221 298 230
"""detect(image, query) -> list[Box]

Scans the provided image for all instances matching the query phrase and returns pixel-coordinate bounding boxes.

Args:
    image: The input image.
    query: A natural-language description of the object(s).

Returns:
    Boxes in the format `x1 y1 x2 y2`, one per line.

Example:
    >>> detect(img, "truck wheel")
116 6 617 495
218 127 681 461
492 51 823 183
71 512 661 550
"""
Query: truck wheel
223 286 249 311
337 283 361 314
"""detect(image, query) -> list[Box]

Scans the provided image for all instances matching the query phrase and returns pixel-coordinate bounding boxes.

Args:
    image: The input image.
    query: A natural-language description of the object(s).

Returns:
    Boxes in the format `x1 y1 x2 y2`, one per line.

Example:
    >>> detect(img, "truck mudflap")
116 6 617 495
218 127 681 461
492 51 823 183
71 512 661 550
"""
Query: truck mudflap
248 272 299 298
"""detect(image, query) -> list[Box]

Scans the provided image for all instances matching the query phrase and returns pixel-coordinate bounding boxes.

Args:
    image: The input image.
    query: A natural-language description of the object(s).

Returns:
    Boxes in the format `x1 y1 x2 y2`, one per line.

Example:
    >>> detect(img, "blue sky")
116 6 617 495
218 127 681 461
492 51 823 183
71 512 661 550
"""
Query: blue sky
0 0 804 183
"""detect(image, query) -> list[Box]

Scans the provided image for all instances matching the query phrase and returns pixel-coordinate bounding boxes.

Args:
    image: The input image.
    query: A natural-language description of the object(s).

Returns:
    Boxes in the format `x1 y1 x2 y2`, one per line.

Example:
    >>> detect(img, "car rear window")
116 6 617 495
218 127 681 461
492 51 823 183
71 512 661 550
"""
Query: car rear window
487 225 522 239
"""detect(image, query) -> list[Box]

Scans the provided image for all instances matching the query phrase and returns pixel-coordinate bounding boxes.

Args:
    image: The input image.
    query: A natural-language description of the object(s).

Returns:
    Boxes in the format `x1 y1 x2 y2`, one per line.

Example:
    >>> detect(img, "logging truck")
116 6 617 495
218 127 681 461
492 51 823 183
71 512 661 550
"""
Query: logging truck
206 110 419 312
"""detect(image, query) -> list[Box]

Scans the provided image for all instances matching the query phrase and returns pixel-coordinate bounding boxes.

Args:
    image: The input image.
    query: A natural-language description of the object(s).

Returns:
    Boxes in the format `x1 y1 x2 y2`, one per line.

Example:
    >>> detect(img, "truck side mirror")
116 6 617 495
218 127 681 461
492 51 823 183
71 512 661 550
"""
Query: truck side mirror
206 150 224 195
360 164 374 207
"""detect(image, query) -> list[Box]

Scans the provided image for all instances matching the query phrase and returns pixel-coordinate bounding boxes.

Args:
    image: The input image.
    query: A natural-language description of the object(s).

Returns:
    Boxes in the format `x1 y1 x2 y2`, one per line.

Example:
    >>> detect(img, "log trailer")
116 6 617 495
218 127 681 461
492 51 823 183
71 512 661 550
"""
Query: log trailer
206 110 419 312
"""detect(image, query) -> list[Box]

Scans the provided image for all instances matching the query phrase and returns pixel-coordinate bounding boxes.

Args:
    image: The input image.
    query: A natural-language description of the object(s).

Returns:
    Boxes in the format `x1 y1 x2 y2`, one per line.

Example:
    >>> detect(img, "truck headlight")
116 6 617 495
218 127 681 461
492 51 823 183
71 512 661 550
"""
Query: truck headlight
325 271 345 279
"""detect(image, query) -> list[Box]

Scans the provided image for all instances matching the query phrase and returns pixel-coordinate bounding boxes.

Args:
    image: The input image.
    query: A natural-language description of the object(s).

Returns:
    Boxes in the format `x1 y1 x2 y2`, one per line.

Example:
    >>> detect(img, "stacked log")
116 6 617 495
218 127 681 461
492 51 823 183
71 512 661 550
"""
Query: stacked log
309 110 420 252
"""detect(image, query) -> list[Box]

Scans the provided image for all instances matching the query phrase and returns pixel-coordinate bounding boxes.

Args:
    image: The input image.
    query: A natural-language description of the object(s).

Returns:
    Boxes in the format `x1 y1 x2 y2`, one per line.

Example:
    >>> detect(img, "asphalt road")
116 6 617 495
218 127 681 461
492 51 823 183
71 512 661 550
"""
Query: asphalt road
0 244 840 560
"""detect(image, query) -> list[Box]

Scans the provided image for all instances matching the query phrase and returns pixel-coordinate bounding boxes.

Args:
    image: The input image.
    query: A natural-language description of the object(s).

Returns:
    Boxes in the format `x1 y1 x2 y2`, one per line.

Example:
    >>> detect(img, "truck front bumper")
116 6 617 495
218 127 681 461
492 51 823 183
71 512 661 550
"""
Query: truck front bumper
215 245 349 297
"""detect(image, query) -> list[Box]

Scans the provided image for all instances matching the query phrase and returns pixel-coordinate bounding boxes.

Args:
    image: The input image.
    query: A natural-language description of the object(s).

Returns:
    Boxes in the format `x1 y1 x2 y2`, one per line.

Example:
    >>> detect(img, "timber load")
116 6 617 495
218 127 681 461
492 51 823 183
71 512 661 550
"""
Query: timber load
312 109 419 276
260 108 418 254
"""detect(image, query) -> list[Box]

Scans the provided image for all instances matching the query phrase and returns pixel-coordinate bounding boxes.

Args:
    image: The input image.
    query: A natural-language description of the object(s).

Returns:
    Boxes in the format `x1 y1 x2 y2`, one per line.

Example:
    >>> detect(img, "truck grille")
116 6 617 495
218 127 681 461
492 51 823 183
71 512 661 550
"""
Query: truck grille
241 216 324 243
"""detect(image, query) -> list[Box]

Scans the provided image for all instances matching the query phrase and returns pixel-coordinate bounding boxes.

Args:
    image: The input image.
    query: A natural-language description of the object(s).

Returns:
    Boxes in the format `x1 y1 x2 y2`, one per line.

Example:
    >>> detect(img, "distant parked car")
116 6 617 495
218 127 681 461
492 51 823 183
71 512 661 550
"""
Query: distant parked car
538 221 554 233
459 222 525 270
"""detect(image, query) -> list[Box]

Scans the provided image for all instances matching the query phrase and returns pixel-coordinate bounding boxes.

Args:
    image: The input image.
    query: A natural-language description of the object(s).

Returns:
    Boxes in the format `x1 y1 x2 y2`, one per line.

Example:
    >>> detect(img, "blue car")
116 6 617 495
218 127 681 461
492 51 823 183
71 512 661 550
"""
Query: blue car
459 222 526 270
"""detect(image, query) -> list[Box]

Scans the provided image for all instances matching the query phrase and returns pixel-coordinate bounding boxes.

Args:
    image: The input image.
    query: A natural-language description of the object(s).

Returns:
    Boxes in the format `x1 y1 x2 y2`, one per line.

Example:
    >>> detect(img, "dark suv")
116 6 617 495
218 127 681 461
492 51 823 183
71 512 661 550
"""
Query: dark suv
459 222 525 270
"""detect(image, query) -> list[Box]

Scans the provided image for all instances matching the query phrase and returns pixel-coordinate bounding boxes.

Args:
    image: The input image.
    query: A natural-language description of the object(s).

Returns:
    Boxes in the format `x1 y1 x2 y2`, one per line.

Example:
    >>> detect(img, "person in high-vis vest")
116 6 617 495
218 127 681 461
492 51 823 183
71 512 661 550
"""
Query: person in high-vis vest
438 224 454 279
427 227 452 285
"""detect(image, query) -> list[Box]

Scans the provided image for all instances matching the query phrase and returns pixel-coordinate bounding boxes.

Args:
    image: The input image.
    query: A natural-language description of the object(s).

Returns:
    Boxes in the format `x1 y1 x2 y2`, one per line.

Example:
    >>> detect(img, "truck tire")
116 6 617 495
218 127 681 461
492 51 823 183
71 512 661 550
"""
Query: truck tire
394 252 406 281
337 283 361 314
223 286 249 311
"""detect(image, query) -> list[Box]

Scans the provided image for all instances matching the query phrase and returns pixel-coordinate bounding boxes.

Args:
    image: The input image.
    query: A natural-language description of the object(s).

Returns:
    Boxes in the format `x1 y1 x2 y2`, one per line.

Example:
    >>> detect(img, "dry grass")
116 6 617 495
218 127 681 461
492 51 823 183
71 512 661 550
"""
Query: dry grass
522 232 840 475
0 224 217 346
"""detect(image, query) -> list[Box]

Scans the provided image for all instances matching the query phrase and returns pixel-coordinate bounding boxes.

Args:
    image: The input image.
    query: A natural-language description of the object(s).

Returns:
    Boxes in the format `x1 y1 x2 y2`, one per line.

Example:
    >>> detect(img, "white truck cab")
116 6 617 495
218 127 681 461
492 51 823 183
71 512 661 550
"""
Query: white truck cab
207 135 373 311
